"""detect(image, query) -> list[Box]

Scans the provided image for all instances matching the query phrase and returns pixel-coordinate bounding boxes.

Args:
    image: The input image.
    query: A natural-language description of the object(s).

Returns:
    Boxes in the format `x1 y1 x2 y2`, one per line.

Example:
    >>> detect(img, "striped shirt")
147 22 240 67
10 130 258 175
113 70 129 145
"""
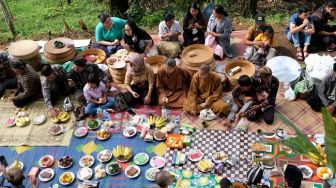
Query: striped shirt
14 64 41 101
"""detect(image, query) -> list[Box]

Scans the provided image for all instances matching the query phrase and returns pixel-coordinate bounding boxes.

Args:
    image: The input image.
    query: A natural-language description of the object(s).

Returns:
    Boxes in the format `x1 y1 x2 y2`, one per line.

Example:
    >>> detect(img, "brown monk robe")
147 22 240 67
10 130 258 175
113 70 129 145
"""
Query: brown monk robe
156 58 191 108
183 64 229 115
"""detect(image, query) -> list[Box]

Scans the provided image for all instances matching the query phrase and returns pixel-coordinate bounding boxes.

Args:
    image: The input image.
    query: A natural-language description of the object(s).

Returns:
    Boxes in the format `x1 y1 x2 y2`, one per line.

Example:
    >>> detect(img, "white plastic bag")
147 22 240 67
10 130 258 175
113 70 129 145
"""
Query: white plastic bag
199 109 217 121
63 97 74 112
284 87 296 101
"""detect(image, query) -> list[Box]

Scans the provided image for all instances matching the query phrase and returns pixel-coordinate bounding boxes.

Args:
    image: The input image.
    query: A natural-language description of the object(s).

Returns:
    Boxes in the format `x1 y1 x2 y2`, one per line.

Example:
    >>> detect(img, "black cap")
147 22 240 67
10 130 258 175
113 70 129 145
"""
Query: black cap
255 14 265 24
219 178 232 188
74 57 87 67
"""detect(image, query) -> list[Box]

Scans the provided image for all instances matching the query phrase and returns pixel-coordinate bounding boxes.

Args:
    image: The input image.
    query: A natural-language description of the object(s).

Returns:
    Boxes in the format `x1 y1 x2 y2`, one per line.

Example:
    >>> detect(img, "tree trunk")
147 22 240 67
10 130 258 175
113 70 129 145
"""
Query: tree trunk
240 0 258 17
78 19 88 31
109 0 129 17
0 0 16 37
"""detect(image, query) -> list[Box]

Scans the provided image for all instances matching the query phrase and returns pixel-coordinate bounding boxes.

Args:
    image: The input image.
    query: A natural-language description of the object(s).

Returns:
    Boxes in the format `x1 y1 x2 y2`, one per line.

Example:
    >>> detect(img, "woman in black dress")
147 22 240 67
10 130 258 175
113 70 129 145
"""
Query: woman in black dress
183 2 206 47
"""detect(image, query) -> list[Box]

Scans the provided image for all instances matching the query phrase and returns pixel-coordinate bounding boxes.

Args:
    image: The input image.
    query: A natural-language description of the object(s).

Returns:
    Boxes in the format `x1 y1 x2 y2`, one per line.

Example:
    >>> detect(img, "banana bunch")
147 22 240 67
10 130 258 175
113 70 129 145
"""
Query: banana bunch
197 160 213 172
112 145 132 160
15 117 30 127
51 111 70 123
305 144 327 166
148 115 166 128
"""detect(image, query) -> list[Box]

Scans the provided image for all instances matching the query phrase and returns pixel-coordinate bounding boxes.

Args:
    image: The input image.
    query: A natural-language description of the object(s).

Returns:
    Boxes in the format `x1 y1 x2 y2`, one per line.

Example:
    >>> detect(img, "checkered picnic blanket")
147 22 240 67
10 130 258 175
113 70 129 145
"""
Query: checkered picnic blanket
164 129 261 179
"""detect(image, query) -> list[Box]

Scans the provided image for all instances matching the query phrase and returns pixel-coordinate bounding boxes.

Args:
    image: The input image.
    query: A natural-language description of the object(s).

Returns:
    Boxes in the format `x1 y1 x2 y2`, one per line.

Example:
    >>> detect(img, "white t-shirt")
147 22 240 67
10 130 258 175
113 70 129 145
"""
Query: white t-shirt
158 20 182 40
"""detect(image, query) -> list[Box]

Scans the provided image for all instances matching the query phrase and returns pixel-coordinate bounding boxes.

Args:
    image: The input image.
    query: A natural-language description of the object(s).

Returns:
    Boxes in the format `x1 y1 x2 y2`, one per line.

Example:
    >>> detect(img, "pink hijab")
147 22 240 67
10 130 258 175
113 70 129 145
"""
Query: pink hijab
127 53 145 75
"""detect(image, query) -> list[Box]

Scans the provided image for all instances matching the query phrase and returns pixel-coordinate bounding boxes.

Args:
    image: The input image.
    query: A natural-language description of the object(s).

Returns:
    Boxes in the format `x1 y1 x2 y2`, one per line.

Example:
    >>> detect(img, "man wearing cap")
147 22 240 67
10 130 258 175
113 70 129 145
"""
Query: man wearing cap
0 53 17 97
41 64 75 118
312 0 336 51
307 63 336 115
243 14 277 61
8 59 41 107
68 57 109 104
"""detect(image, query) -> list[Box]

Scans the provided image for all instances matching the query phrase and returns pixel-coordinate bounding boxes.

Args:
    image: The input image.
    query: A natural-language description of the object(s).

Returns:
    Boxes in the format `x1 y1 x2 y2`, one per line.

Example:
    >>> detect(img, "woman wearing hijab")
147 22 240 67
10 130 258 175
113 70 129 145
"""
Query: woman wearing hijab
93 13 126 57
206 4 233 59
123 20 159 57
183 2 206 47
125 53 157 105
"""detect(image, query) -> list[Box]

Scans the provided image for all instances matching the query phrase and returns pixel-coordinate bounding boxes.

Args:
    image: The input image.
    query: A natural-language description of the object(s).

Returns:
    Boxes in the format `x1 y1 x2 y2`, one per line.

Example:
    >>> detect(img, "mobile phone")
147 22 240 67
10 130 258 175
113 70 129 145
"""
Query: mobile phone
127 109 136 116
0 156 8 167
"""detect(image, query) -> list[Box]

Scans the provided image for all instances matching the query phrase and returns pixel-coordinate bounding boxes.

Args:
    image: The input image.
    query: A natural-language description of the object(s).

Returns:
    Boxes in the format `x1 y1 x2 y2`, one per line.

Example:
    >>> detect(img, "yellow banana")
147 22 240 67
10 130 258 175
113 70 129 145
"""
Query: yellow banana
307 152 320 160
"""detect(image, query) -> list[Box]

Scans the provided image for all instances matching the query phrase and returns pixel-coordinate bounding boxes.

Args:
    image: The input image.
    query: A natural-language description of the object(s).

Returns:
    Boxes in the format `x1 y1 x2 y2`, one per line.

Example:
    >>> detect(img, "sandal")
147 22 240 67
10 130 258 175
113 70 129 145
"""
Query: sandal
296 50 303 61
303 51 309 58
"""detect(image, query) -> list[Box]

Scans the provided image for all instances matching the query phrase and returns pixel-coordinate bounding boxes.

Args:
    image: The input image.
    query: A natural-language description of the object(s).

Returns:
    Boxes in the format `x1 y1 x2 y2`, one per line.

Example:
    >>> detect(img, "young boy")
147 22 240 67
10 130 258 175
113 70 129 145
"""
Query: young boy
227 75 256 126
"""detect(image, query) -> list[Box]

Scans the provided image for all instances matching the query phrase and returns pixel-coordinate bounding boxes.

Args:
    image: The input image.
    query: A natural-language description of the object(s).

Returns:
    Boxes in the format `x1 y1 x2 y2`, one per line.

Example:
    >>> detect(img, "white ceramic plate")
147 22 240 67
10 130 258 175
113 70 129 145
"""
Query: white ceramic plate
33 114 46 125
59 172 75 185
97 150 113 163
38 168 55 182
145 168 160 181
79 155 94 168
106 162 122 175
211 152 228 163
58 156 73 169
49 125 64 136
153 130 167 141
197 160 213 173
77 167 93 181
317 167 334 180
8 161 24 170
4 117 16 127
298 165 313 179
150 156 166 169
130 115 143 125
74 127 89 138
124 165 141 179
133 153 149 166
39 155 54 168
123 126 137 138
96 130 111 141
188 150 204 162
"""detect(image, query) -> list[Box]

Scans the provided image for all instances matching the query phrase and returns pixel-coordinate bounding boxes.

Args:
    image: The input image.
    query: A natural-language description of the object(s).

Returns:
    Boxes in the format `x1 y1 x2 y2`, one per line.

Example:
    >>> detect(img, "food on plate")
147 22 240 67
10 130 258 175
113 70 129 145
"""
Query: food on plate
79 155 94 167
166 134 184 149
154 130 167 140
144 130 154 142
126 165 140 177
38 168 54 182
123 126 137 137
17 112 28 117
197 160 213 172
15 116 29 127
148 115 166 128
150 156 165 169
298 165 313 178
104 120 114 126
85 55 97 62
96 55 105 62
8 161 24 170
212 152 228 163
49 125 63 135
77 167 93 180
188 150 204 161
59 172 74 185
58 156 73 168
260 157 275 168
97 150 112 162
252 142 266 152
180 124 196 135
51 111 70 123
5 117 15 127
106 162 121 175
130 115 143 125
74 127 88 138
40 170 53 179
317 167 333 180
39 155 54 168
145 168 160 181
87 119 99 130
96 129 110 140
112 145 132 162
115 49 128 58
33 114 46 125
95 165 106 179
134 153 149 165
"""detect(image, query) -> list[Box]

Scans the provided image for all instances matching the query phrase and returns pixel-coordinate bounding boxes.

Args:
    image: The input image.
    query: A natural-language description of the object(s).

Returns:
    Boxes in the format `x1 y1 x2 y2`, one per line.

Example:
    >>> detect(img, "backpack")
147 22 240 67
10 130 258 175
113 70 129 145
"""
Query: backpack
247 165 264 185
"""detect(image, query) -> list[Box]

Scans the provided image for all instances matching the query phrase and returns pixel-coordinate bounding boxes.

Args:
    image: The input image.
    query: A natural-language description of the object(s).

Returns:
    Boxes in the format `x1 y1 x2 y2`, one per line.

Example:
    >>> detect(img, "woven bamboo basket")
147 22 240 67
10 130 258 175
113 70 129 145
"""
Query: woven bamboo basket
224 59 255 87
44 38 76 64
181 44 214 67
9 40 42 70
107 58 127 84
144 55 167 74
77 48 106 64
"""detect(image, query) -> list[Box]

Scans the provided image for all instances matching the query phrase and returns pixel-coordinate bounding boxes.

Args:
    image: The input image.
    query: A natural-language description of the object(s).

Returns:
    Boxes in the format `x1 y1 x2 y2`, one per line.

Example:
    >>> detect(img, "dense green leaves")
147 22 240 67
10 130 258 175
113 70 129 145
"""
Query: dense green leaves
321 108 336 172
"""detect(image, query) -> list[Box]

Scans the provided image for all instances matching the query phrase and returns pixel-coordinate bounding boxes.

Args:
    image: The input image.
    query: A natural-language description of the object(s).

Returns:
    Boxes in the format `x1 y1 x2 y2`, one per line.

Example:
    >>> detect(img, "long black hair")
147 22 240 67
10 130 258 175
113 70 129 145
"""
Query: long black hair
87 73 101 87
123 19 152 45
186 2 203 21
214 4 228 17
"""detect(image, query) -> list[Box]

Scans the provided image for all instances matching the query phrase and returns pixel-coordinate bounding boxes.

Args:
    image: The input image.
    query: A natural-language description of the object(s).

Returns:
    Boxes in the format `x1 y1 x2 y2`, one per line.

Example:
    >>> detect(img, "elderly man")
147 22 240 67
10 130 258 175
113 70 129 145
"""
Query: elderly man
156 58 191 108
0 54 16 96
8 59 41 107
243 14 277 62
41 64 75 117
307 63 336 115
183 64 229 115
68 57 109 104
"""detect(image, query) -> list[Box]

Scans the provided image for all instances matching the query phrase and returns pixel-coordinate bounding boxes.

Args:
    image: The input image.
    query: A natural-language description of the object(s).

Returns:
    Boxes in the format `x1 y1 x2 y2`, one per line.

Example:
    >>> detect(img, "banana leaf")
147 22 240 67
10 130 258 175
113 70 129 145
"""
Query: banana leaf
321 108 336 172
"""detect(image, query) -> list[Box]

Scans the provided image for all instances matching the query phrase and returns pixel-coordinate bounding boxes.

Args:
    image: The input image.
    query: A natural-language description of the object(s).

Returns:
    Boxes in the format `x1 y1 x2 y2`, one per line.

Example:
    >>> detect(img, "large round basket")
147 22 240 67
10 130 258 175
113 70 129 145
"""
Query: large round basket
144 55 167 74
8 40 42 70
77 48 106 64
181 44 214 67
107 58 127 84
224 59 255 87
44 38 75 64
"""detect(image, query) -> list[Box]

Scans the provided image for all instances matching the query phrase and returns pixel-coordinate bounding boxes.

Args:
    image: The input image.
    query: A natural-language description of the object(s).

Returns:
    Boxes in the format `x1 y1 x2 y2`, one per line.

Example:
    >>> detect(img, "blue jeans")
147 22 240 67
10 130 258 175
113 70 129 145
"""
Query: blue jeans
287 31 311 48
85 97 115 115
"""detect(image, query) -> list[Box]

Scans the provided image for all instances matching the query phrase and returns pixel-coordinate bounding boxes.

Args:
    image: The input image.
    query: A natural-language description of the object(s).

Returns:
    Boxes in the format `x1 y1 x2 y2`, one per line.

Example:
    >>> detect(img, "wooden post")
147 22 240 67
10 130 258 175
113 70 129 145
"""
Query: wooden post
240 0 258 17
0 0 16 37
78 19 88 31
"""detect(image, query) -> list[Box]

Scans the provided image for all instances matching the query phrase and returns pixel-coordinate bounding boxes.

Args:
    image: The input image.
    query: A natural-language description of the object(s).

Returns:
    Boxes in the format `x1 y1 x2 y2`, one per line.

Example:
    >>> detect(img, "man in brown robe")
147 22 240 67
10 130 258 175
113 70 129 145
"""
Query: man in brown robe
156 58 191 108
183 64 229 115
